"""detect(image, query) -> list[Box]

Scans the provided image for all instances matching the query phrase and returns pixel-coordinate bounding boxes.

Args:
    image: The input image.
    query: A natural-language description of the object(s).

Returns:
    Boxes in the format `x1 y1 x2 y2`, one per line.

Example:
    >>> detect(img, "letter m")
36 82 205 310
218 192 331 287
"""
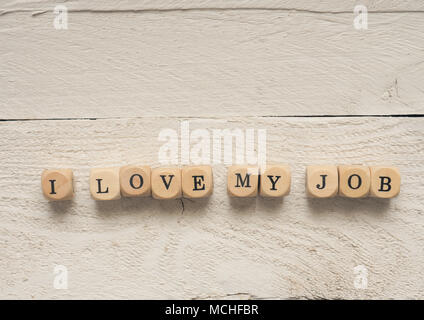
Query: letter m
235 173 251 188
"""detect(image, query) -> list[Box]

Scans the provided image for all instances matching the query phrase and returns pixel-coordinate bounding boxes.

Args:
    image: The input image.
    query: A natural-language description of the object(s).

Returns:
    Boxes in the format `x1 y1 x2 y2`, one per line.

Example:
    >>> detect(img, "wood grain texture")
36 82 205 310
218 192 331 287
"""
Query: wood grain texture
0 117 423 299
2 0 424 12
1 0 423 300
1 6 424 118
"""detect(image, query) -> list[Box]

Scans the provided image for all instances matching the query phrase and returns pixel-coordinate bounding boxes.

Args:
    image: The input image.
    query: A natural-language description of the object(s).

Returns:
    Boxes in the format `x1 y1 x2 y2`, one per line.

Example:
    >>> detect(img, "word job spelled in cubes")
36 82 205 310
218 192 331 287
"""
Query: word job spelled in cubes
41 165 401 201
306 165 401 198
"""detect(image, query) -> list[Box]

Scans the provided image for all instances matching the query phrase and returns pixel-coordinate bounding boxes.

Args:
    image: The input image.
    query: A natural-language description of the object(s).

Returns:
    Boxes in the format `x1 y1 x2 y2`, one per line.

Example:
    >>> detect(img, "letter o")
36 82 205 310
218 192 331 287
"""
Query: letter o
348 174 362 190
129 174 144 189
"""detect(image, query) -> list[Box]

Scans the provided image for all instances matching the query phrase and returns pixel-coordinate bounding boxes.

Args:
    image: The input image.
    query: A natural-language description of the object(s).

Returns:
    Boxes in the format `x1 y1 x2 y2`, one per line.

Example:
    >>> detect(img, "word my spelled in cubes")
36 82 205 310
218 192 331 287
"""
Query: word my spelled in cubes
41 165 400 201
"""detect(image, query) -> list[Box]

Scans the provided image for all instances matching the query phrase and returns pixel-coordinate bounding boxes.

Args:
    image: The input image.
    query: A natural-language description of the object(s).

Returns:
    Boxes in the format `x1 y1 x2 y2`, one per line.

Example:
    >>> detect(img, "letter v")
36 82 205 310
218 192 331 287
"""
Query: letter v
160 175 174 190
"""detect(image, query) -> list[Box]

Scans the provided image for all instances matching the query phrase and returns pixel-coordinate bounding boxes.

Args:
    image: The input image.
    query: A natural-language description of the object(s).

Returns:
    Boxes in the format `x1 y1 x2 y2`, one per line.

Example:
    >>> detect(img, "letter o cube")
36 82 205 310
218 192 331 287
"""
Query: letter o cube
338 165 370 198
120 165 151 197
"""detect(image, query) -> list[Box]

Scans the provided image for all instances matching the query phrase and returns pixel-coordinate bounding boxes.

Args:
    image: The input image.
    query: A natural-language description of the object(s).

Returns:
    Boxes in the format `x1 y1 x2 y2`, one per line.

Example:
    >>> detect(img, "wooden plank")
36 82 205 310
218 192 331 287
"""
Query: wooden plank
0 117 422 299
2 0 424 13
1 10 424 118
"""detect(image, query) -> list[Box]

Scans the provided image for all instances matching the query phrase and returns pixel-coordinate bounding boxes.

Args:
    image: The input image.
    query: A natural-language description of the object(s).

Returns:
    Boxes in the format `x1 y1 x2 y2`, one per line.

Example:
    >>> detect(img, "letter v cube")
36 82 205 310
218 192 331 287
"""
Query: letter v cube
151 167 182 200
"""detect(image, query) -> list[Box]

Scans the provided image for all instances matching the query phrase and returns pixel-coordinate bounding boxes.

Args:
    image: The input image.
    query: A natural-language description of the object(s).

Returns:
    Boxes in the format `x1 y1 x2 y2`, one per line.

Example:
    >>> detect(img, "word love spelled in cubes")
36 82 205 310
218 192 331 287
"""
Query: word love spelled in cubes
41 165 400 202
41 165 214 201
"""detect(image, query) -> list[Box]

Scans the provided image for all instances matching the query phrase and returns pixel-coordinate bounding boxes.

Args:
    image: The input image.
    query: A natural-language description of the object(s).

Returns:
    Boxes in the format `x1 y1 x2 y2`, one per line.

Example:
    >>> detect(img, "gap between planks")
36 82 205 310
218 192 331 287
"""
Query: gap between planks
2 8 424 17
0 114 423 123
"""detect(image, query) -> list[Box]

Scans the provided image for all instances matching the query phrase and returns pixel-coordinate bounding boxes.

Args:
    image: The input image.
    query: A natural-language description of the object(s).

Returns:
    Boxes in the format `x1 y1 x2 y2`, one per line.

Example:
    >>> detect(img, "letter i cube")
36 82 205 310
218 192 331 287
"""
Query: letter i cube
41 169 74 201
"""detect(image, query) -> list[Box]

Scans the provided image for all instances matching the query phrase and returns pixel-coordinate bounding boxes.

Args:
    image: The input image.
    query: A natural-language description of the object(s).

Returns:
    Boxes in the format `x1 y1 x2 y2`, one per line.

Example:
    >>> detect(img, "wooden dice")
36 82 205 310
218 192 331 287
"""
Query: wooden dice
151 167 182 200
338 165 370 198
260 165 291 197
307 165 400 199
89 167 121 200
306 165 338 198
120 165 151 197
182 165 213 198
370 166 401 198
41 169 74 201
42 164 400 203
227 166 259 197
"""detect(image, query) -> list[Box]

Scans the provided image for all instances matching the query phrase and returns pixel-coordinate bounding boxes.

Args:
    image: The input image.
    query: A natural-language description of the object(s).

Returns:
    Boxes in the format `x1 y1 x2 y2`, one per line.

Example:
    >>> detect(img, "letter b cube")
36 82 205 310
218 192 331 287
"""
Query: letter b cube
369 166 400 198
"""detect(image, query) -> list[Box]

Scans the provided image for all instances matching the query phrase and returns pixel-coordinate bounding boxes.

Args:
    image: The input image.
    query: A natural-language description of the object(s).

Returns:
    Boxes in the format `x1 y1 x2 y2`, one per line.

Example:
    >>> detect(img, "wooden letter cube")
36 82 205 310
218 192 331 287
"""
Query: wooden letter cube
151 167 182 200
260 165 291 197
306 165 338 198
370 166 401 198
41 169 74 201
89 167 121 200
182 165 213 199
120 165 151 197
338 165 370 198
227 166 259 197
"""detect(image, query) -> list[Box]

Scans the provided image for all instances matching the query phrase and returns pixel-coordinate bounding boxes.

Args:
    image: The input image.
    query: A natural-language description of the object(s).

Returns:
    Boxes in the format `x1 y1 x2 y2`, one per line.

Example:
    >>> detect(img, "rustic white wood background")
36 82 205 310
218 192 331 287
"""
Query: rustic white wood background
1 0 423 299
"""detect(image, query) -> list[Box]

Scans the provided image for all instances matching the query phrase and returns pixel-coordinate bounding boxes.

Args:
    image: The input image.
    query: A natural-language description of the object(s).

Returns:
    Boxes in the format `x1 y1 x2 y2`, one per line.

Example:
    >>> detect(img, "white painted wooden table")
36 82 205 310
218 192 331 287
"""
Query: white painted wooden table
1 0 423 299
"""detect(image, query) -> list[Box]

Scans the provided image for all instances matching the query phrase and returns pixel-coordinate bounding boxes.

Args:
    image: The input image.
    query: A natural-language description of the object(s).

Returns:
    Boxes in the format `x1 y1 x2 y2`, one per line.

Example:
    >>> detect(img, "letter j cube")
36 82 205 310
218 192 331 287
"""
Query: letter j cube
227 165 259 197
89 167 121 200
306 165 338 198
